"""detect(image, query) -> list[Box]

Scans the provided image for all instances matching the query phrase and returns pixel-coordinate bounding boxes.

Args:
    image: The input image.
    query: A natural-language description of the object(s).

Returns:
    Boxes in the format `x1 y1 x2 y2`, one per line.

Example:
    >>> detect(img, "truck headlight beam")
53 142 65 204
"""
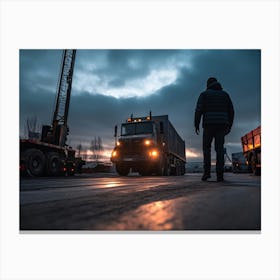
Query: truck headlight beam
149 149 159 158
144 140 151 146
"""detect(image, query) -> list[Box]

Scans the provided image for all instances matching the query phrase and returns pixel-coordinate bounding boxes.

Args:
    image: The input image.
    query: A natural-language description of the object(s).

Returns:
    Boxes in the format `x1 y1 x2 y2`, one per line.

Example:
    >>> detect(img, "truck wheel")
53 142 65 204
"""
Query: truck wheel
139 168 150 176
139 171 148 176
175 164 180 176
23 149 46 176
47 152 63 176
116 164 129 176
254 167 261 176
157 166 164 176
163 162 171 176
250 157 261 176
156 162 165 176
181 162 186 175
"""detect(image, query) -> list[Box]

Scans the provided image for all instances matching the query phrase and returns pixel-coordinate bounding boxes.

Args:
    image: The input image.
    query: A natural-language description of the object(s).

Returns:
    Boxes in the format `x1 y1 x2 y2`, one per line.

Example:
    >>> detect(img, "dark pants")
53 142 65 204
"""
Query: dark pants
203 126 227 175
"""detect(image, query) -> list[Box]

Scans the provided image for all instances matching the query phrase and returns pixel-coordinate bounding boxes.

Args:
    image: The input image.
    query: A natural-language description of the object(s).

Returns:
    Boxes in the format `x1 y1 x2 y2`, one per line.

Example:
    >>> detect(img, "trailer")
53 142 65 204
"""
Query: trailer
111 113 186 176
20 139 77 176
241 125 261 175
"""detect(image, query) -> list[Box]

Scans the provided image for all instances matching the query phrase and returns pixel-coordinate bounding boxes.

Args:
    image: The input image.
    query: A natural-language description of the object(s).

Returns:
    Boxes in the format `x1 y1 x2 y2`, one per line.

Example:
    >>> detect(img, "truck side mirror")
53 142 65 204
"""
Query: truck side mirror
114 125 118 138
160 122 164 134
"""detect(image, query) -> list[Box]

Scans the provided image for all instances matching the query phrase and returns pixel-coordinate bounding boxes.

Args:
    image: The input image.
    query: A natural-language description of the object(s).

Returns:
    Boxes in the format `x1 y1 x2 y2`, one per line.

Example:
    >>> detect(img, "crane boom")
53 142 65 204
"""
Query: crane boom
53 49 76 126
41 49 76 147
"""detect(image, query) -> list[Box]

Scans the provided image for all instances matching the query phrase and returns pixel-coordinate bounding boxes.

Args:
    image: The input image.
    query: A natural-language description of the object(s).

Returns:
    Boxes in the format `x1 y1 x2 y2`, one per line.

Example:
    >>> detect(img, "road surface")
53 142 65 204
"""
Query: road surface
20 172 261 231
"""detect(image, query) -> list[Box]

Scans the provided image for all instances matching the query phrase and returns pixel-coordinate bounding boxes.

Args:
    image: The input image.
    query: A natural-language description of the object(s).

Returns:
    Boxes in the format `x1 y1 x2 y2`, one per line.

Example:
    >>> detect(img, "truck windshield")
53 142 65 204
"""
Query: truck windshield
121 122 154 136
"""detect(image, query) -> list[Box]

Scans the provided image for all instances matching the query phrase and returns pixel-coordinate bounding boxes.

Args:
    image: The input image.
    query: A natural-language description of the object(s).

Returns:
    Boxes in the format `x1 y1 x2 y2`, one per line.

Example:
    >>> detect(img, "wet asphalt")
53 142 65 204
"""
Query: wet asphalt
20 172 261 231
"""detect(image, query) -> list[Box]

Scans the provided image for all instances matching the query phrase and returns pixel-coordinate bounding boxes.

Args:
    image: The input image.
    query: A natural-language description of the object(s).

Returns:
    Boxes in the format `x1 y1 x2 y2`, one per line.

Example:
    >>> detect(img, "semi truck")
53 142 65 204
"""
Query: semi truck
111 113 186 176
20 50 84 177
241 125 261 175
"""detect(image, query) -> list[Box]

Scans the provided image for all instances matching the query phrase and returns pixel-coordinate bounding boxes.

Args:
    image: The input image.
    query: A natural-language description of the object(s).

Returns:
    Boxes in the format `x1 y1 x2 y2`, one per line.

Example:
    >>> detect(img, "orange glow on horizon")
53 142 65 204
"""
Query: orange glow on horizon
79 147 202 161
186 149 201 158
79 148 113 161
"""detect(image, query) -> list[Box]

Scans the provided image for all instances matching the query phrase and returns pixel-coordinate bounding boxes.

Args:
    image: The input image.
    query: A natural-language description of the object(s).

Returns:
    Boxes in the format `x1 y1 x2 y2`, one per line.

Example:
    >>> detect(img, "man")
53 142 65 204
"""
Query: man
194 77 234 182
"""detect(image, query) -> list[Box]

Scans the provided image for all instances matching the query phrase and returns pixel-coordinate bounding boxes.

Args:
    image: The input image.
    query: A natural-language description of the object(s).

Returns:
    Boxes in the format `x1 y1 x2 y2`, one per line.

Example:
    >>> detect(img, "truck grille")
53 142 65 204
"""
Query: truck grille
121 139 144 156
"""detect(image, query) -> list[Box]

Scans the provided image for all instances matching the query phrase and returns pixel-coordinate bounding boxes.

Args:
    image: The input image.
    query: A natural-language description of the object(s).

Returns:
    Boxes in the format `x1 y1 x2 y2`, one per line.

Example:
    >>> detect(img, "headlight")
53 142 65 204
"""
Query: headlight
144 139 151 146
149 149 159 157
112 150 117 157
117 141 121 146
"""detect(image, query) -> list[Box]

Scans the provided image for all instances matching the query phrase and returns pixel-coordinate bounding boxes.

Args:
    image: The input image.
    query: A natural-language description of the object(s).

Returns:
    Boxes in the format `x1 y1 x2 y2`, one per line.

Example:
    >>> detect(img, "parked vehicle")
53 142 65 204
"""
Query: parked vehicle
232 152 249 173
20 50 83 177
241 125 261 175
111 113 186 176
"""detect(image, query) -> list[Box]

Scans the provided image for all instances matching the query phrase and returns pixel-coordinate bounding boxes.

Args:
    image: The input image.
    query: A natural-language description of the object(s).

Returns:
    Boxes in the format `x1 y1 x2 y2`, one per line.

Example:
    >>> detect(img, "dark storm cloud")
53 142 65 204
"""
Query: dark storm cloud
20 49 261 160
72 49 191 98
20 50 62 92
148 50 261 158
19 50 62 136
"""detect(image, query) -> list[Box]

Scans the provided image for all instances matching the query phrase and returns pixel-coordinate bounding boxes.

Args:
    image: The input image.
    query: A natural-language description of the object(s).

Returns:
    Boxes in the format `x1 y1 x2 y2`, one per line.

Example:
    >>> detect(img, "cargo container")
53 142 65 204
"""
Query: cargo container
111 114 186 176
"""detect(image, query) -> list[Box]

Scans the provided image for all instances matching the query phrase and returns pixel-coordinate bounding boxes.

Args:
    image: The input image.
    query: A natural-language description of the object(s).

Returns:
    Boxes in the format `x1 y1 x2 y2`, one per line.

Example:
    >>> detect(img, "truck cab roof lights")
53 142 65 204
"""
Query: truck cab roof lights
126 115 152 123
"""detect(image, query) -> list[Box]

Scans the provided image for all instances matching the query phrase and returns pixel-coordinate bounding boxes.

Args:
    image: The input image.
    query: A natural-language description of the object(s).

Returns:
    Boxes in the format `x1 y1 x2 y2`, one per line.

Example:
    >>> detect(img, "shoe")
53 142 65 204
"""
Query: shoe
217 173 224 182
201 174 211 181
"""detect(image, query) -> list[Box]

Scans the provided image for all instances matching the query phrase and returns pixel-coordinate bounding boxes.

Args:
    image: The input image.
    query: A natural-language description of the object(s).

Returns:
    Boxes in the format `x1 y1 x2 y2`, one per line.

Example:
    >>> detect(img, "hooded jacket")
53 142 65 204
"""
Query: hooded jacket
194 81 234 129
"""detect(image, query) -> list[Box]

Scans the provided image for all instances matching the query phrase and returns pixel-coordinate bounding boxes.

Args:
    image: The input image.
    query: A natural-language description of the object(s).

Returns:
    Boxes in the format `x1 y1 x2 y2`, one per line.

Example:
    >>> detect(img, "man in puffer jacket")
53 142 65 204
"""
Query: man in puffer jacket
194 77 234 182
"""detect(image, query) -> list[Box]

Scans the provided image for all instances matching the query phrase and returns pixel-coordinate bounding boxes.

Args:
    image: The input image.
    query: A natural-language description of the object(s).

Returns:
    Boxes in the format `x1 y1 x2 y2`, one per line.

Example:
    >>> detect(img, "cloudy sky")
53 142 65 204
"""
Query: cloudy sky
20 49 261 162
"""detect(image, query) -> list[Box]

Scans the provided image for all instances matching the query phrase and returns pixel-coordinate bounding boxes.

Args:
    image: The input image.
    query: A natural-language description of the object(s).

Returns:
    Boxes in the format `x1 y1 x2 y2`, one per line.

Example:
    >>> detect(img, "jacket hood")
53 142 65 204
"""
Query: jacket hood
207 81 223 90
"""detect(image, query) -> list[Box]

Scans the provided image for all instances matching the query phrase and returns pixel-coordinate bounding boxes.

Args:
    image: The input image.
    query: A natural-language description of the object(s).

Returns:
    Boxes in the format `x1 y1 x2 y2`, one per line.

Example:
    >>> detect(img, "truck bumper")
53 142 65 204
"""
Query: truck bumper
111 155 160 170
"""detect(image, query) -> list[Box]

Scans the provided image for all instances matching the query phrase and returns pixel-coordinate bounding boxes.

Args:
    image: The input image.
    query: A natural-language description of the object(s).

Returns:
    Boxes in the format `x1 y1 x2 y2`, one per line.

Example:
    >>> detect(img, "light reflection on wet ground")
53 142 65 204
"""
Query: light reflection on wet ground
20 173 261 230
93 184 260 231
95 199 182 230
104 181 122 188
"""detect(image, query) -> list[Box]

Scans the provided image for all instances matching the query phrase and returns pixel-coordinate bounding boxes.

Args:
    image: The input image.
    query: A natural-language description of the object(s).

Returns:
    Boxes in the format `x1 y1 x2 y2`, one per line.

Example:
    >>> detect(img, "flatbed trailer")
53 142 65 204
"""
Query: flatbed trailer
20 139 76 176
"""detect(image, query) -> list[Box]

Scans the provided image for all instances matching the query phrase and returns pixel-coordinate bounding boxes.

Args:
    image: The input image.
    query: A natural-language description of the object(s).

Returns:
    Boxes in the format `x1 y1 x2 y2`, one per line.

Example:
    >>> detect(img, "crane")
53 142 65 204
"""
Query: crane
20 49 80 176
41 49 76 147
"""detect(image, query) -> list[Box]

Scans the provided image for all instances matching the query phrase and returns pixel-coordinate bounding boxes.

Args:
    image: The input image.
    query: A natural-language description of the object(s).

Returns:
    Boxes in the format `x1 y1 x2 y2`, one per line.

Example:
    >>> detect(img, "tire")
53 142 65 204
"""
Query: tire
23 149 46 176
251 157 261 176
163 162 171 176
68 171 75 176
46 152 64 176
175 164 180 176
116 164 130 176
139 169 151 176
254 167 261 176
156 161 165 176
157 166 165 176
180 162 186 175
250 156 261 176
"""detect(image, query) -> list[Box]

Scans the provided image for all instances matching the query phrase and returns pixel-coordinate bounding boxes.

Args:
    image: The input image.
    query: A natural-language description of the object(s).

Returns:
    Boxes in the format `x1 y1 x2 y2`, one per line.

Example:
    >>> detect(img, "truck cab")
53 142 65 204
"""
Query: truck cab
111 114 186 176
